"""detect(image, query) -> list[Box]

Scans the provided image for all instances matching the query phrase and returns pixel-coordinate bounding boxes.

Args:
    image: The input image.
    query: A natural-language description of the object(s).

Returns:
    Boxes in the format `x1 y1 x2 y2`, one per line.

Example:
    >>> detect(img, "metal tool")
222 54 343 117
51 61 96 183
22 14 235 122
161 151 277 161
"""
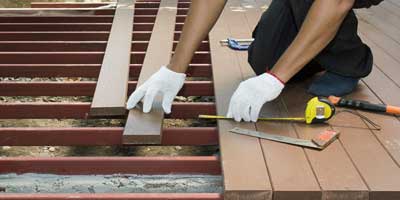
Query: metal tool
229 127 340 150
220 38 254 51
328 96 400 115
199 97 335 124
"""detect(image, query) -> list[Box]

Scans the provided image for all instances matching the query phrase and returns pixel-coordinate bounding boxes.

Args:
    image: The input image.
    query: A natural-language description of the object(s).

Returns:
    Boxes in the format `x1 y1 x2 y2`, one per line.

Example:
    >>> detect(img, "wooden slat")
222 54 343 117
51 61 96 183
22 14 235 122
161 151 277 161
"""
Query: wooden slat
209 1 272 199
0 8 116 16
329 84 400 199
281 84 369 200
0 156 221 175
30 2 113 8
0 63 212 78
123 0 178 144
0 40 207 52
0 102 216 119
87 0 135 116
0 81 213 97
226 1 322 199
0 127 218 146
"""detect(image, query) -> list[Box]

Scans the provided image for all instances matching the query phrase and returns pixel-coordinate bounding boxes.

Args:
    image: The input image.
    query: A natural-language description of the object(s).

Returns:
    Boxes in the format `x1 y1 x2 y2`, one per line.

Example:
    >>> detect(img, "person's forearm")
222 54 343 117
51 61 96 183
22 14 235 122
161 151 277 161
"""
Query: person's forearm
270 0 355 82
168 0 226 73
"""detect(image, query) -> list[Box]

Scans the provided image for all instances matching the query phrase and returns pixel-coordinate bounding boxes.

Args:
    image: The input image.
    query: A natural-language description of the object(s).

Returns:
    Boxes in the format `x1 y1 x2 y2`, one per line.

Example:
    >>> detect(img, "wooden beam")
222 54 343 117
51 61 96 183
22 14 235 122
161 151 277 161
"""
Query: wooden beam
209 1 272 199
0 156 221 175
123 0 178 144
90 0 135 116
0 127 218 146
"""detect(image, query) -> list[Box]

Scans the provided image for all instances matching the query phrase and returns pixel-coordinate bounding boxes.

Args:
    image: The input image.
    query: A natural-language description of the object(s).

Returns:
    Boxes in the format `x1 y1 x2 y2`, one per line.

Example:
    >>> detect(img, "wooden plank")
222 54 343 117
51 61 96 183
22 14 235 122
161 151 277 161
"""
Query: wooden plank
0 81 213 97
357 20 400 64
329 84 400 199
230 1 321 199
359 33 400 87
281 83 369 200
0 156 221 175
0 63 212 78
0 127 218 146
123 0 178 144
357 35 400 164
0 8 115 16
210 1 272 199
89 0 135 116
356 9 400 44
379 1 400 18
0 102 215 119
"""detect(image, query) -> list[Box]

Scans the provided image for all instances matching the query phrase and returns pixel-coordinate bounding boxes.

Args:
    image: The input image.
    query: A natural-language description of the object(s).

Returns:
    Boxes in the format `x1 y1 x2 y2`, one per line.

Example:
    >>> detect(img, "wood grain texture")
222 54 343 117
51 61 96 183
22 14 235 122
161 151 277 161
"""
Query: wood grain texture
281 83 369 200
123 0 178 144
210 1 272 199
90 0 135 116
231 1 321 199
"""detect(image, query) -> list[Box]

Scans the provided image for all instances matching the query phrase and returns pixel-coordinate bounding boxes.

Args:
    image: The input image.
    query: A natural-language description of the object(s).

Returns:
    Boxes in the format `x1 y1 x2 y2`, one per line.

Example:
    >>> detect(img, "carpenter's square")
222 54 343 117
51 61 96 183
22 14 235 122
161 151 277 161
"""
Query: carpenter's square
229 127 340 150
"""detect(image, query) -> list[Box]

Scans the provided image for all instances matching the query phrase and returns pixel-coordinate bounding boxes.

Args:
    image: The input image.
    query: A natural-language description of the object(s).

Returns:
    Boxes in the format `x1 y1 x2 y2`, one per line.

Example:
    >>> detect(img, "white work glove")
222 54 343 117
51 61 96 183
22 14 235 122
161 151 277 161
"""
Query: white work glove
126 66 186 114
227 73 285 122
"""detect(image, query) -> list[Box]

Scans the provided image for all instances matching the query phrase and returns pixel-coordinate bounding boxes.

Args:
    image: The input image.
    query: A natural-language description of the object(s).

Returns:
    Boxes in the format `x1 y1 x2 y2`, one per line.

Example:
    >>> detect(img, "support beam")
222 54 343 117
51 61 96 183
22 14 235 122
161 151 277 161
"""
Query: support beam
90 0 135 116
123 0 178 144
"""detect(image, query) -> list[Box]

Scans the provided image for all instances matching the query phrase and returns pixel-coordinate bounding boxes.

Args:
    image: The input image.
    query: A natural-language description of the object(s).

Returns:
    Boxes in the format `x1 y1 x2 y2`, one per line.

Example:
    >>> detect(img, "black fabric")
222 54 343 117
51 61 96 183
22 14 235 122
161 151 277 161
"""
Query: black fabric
353 0 384 8
247 0 373 79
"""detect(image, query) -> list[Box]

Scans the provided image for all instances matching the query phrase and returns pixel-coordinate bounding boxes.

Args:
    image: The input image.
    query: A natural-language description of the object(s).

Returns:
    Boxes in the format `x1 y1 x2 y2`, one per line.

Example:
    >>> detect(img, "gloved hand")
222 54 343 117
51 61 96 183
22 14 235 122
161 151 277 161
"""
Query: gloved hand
126 66 186 114
227 72 285 122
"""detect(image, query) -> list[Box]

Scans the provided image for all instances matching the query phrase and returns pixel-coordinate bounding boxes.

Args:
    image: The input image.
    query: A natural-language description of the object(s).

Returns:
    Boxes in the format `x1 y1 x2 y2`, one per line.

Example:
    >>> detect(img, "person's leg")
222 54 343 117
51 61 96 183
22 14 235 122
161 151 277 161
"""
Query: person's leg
287 0 373 96
248 0 324 80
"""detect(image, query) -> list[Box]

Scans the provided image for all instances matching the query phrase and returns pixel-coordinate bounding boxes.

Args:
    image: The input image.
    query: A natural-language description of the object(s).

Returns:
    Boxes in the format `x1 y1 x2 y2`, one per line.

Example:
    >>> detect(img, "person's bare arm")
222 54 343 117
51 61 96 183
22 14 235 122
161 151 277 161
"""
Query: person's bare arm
270 0 355 82
168 0 227 73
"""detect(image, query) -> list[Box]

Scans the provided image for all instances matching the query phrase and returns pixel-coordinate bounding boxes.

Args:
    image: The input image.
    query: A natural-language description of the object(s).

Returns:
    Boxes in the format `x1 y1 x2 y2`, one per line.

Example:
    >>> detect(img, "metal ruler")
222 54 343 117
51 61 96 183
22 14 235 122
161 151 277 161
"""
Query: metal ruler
229 127 323 150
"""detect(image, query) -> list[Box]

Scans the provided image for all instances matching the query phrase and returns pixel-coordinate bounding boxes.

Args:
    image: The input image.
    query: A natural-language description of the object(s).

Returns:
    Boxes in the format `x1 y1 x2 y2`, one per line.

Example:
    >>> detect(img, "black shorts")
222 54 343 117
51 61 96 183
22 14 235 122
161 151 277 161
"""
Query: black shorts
248 0 373 79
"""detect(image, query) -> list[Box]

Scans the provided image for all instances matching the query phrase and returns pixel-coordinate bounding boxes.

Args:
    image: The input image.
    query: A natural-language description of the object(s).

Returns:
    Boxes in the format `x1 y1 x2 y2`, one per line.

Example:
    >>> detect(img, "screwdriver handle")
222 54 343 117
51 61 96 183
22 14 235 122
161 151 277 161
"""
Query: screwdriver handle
328 96 400 115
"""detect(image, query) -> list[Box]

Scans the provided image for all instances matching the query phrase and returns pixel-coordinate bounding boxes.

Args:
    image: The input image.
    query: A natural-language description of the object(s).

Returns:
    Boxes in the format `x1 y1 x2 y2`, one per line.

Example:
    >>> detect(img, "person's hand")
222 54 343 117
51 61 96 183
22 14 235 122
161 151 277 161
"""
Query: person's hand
227 73 285 122
126 66 186 114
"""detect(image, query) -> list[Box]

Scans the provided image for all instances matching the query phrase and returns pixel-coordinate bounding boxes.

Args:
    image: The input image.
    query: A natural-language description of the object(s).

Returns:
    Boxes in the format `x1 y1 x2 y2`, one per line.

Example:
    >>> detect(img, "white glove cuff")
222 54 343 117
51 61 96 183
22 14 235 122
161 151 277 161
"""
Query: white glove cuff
160 66 187 80
260 73 285 90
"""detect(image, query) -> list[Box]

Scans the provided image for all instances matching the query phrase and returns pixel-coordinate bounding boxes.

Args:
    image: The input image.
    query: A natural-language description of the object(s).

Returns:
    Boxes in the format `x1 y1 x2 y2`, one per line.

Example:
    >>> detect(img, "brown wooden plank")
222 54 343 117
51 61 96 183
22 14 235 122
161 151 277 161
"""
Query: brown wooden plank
359 33 400 87
229 1 322 199
0 102 215 119
30 2 113 8
123 0 178 144
379 1 400 18
210 1 272 199
357 35 400 164
357 20 400 64
0 63 212 78
0 8 116 16
89 0 135 116
0 127 218 146
329 83 400 200
281 83 369 200
356 9 400 45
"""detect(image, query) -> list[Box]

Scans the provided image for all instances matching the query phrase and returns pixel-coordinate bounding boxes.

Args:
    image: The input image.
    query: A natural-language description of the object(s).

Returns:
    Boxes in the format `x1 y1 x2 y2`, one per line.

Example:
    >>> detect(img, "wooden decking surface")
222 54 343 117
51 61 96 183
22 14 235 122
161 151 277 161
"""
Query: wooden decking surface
211 0 400 199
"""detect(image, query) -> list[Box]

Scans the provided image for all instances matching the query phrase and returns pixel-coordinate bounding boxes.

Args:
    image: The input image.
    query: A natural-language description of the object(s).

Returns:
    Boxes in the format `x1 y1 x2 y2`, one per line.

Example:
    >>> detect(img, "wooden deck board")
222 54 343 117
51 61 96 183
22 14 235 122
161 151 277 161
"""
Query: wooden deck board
210 1 272 199
241 1 322 199
123 0 178 144
281 84 369 200
90 0 134 116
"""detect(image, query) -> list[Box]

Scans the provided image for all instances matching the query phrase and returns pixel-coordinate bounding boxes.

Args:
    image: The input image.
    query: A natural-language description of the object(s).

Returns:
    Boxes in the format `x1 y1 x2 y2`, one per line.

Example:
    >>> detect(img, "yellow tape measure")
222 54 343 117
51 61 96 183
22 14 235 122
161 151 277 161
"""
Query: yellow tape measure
199 97 335 124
